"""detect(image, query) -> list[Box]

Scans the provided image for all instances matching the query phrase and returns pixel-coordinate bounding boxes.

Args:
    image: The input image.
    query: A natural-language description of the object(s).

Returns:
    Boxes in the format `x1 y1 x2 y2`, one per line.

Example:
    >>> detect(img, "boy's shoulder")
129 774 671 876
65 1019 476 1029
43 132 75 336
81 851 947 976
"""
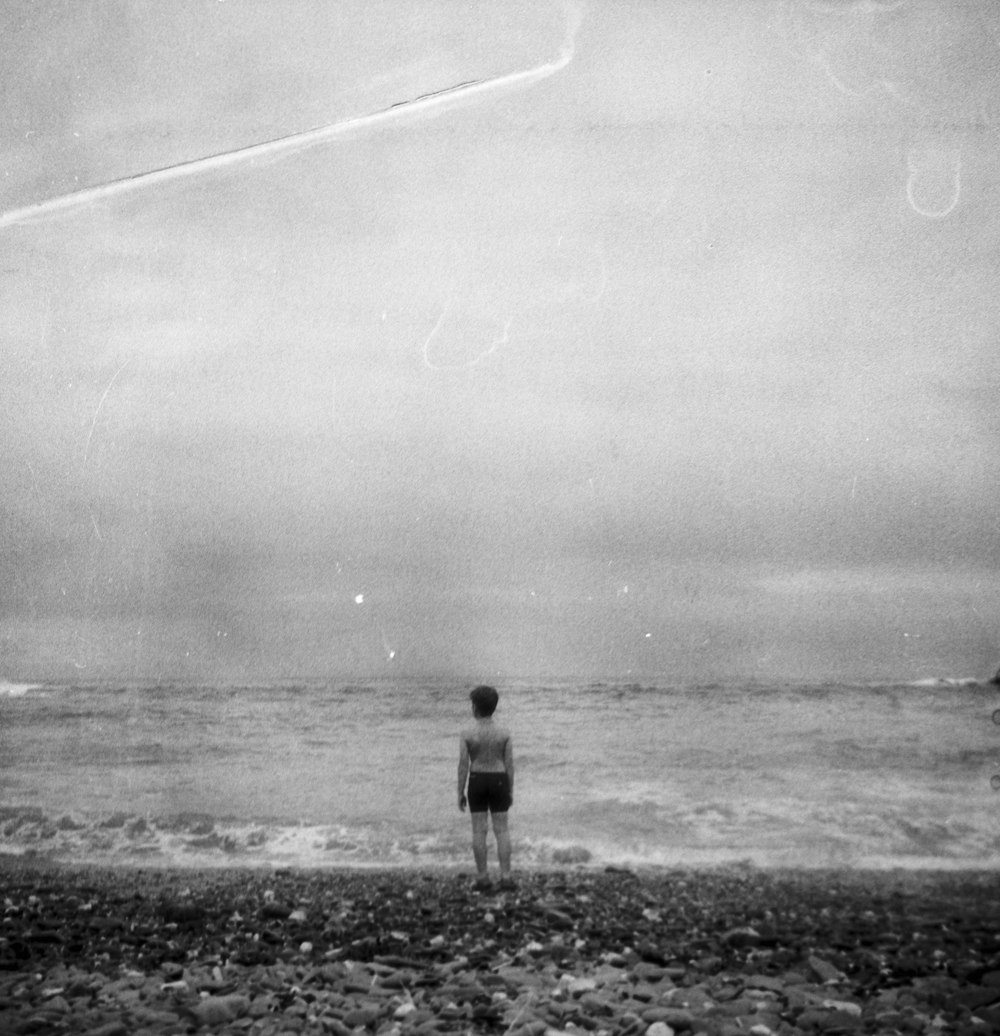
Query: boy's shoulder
461 721 511 739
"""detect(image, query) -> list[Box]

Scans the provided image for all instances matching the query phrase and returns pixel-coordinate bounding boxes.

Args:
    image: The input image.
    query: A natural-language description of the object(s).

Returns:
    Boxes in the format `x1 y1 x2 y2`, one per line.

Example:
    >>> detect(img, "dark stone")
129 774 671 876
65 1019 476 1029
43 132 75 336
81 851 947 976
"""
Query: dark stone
160 901 205 924
543 908 576 930
25 931 64 944
636 942 669 965
88 916 125 932
98 813 129 829
956 986 1000 1010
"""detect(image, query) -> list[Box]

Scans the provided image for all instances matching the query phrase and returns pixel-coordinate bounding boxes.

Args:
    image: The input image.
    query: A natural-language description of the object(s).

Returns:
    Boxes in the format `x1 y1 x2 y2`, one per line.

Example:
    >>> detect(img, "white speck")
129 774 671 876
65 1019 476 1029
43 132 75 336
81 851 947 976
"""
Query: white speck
354 594 364 604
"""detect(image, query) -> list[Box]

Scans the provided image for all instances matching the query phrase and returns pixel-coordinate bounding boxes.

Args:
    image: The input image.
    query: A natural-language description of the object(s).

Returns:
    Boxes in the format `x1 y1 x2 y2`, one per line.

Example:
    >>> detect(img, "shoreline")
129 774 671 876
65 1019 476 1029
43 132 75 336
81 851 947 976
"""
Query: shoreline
2 864 999 1034
2 849 999 874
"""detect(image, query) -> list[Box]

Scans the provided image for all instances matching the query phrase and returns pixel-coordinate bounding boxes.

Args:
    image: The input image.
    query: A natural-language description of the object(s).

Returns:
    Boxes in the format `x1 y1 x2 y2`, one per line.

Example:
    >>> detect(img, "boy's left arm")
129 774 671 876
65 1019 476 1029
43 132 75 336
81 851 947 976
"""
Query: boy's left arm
504 733 514 806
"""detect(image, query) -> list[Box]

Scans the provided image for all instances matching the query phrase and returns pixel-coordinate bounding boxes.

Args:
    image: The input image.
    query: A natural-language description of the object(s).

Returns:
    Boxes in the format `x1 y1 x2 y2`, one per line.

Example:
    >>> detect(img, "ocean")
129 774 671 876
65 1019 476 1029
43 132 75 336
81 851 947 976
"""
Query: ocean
0 678 997 871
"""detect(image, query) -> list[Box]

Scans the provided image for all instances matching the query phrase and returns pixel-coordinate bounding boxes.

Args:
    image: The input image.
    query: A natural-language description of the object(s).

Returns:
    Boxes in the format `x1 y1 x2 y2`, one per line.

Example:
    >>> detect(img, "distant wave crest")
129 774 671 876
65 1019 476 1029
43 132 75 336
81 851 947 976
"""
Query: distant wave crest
907 677 982 688
0 681 41 697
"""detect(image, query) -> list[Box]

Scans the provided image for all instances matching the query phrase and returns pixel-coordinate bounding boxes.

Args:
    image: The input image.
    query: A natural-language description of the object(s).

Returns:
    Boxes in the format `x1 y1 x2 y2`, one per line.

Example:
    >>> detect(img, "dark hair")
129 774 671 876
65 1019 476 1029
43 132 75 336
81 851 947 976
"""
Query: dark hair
469 684 499 716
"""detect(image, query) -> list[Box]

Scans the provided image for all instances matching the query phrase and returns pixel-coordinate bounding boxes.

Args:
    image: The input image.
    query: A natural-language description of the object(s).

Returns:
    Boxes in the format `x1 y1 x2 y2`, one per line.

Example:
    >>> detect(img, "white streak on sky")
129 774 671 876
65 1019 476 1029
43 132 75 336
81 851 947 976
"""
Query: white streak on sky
421 293 514 371
798 0 910 13
82 360 130 471
905 147 962 219
0 0 582 231
421 298 454 369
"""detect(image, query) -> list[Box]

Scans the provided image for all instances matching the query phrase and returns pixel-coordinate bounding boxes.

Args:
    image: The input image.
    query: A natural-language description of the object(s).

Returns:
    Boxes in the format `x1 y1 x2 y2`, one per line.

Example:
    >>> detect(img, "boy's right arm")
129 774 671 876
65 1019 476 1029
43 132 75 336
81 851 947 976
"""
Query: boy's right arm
457 735 470 811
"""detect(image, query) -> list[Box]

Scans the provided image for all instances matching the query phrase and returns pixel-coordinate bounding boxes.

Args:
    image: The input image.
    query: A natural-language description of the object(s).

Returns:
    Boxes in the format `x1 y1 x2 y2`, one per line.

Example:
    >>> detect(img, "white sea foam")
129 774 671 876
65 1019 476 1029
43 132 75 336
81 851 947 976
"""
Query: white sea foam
0 802 995 872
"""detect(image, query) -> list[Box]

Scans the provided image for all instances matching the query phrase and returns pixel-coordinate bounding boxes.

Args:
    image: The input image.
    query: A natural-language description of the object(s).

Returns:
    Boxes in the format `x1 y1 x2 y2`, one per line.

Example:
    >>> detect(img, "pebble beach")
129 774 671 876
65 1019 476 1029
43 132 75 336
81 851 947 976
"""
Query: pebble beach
2 864 999 1036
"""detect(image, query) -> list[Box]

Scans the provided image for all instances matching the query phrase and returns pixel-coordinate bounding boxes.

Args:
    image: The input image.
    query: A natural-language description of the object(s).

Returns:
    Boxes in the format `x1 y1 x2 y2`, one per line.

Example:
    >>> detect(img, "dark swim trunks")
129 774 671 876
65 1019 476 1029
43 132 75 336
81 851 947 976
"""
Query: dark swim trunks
467 771 512 814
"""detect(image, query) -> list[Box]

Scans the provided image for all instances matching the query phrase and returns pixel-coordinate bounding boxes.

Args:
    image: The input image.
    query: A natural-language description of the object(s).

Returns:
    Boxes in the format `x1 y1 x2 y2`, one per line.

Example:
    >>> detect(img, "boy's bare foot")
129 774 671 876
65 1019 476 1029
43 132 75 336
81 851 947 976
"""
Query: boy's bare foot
499 876 516 890
473 876 492 892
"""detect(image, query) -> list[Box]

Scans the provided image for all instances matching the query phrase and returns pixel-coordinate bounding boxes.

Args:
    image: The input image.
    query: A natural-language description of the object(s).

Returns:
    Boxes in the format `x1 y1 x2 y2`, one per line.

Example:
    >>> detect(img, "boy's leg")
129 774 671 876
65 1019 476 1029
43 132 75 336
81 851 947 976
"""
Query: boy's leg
491 812 511 877
470 812 489 877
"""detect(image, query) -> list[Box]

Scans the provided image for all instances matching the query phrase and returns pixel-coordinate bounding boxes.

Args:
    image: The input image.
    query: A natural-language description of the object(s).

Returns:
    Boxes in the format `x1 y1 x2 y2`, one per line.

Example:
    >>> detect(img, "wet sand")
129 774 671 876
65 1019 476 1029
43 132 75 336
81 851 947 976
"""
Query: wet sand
1 863 999 1034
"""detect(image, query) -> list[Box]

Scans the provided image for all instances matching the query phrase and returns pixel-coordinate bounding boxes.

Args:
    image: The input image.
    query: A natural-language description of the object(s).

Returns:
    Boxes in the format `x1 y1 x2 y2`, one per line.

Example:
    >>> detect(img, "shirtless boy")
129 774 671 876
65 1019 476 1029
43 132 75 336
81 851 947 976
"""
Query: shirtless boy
457 684 514 890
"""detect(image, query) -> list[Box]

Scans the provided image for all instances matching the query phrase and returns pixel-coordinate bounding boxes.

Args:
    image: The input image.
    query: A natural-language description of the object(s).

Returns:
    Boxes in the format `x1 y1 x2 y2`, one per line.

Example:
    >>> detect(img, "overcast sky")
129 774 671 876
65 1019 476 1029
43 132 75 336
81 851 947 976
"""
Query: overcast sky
2 0 999 684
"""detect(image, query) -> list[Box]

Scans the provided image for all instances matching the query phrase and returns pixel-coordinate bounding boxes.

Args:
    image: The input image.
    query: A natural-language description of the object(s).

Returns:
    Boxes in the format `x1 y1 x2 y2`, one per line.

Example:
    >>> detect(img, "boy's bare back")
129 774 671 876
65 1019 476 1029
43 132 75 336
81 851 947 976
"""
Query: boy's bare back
461 720 511 772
